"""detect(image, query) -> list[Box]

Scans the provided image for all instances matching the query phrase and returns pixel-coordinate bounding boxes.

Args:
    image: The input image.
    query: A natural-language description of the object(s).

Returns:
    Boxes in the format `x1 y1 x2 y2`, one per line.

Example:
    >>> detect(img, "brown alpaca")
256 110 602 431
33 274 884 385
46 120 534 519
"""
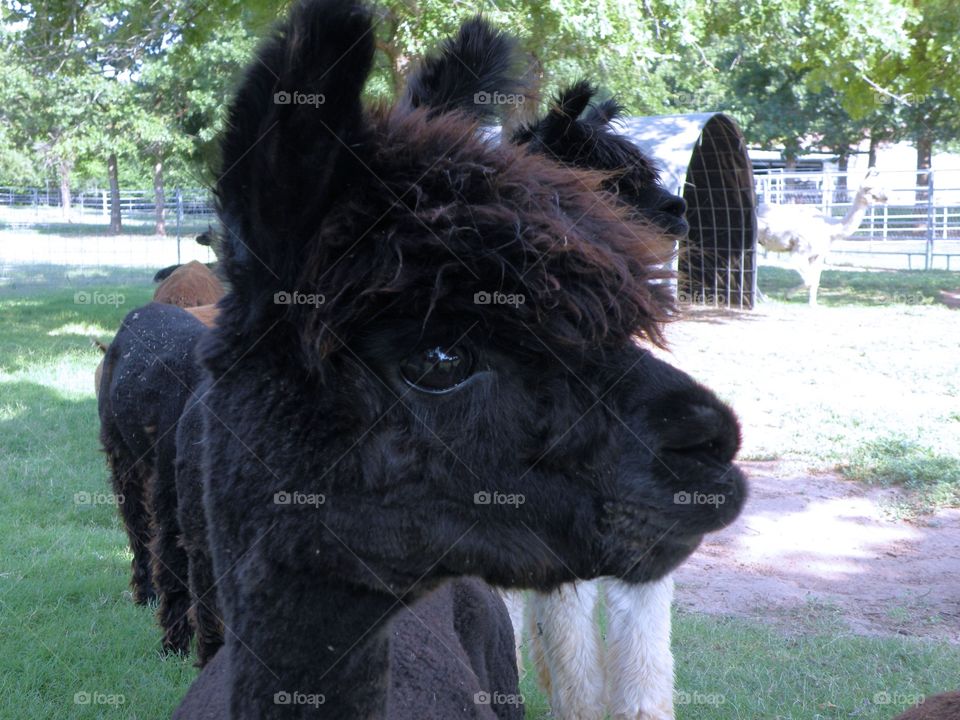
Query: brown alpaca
892 691 960 720
152 260 224 308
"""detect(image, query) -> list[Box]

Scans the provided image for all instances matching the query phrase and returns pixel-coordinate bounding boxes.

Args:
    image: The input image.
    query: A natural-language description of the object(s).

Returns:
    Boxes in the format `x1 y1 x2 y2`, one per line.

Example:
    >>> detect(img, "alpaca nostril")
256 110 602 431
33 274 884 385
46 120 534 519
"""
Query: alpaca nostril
658 195 687 219
659 404 739 463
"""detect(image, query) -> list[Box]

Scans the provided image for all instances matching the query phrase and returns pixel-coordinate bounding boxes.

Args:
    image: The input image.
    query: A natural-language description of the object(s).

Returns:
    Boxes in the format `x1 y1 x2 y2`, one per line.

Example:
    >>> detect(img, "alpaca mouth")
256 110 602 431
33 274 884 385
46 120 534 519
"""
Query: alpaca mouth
601 460 746 583
656 456 748 533
652 212 689 238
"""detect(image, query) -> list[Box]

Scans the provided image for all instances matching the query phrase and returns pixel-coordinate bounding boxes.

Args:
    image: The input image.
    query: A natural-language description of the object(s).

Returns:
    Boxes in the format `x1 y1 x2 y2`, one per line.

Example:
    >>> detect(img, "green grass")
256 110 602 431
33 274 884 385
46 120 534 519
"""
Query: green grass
758 265 959 306
840 436 960 516
2 271 959 719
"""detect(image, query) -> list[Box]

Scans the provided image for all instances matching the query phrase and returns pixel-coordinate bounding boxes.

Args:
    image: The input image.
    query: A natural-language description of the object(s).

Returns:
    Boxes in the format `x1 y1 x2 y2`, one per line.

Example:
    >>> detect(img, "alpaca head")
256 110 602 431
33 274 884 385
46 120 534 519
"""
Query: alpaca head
860 168 889 205
512 80 689 238
204 0 746 600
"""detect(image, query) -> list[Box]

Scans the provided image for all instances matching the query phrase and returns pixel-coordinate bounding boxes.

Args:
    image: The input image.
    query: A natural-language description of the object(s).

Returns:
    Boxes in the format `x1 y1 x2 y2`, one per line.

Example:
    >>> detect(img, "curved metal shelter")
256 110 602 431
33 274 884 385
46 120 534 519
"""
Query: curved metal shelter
621 113 757 309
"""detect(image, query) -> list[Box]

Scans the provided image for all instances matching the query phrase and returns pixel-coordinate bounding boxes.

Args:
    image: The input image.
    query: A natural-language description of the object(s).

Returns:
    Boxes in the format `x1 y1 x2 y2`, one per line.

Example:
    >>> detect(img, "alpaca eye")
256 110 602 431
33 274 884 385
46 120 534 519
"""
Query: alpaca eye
400 346 473 393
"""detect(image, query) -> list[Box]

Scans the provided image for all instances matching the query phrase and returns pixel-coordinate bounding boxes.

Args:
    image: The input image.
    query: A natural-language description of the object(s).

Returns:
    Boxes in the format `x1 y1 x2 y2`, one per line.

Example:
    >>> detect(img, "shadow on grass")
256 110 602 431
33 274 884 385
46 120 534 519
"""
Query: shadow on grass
0 284 153 373
758 265 960 307
676 306 767 324
840 436 960 516
0 264 157 293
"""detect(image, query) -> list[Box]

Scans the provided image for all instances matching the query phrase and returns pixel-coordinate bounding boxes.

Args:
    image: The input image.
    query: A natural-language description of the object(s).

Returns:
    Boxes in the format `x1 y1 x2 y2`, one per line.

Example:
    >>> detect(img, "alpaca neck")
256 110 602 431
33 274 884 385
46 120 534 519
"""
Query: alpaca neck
231 581 397 720
838 191 873 238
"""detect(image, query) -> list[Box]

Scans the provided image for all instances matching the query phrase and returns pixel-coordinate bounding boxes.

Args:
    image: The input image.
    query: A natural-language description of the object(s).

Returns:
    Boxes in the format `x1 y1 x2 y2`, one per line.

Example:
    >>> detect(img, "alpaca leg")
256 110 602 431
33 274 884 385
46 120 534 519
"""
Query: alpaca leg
188 545 224 666
604 576 675 720
150 460 193 655
529 580 605 720
151 528 193 654
498 589 526 676
807 260 824 306
105 447 155 605
526 593 551 696
784 267 809 301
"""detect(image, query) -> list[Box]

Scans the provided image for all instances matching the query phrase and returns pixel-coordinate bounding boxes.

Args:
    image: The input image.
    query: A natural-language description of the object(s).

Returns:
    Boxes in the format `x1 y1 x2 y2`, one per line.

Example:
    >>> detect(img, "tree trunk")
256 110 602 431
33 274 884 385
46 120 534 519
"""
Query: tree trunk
868 135 880 168
916 133 933 204
153 157 166 236
835 152 849 203
108 152 122 234
783 152 798 200
58 159 72 220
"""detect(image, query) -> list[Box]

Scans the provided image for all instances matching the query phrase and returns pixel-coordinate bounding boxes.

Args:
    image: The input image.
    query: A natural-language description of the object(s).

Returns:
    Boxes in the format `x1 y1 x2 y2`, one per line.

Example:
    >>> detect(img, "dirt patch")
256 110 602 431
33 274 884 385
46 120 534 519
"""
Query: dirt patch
674 461 960 642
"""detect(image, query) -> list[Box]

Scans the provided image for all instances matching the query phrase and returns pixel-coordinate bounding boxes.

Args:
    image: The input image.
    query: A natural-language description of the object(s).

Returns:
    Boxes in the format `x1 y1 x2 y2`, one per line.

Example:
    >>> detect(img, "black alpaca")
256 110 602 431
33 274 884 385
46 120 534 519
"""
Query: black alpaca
98 303 207 653
512 79 689 238
173 16 692 673
173 1 746 718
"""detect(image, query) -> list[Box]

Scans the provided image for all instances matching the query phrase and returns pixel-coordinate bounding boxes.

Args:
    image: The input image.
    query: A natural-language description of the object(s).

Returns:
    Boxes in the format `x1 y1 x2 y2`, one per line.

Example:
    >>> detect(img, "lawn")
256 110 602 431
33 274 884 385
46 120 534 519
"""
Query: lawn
1 264 958 719
669 266 960 515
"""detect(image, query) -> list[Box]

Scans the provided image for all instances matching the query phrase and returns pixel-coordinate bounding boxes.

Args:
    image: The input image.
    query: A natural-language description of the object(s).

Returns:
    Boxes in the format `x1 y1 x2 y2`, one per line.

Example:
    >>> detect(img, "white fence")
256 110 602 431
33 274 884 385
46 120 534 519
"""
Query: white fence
2 171 960 274
0 186 214 227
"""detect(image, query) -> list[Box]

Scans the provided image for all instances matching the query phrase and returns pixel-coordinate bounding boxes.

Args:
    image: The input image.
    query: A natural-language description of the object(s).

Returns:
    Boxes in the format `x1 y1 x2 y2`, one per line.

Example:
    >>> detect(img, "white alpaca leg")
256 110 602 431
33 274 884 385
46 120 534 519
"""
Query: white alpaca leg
807 258 824 306
604 576 675 720
498 589 526 676
530 580 605 720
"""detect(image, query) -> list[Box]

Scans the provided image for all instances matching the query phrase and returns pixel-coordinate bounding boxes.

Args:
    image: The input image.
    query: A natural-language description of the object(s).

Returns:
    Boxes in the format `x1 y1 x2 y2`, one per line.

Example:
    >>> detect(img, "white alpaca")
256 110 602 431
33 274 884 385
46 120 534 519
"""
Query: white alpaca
757 169 888 305
502 576 675 720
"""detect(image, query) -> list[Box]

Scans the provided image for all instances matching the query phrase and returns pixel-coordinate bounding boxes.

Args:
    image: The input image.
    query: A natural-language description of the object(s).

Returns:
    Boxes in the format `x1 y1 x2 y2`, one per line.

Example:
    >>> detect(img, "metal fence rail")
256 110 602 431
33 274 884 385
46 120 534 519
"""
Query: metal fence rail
0 186 214 220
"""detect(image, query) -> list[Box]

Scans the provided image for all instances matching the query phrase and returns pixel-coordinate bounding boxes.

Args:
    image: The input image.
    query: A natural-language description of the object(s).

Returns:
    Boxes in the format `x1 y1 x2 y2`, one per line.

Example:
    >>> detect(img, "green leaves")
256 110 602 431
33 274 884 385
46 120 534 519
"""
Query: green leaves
0 0 957 187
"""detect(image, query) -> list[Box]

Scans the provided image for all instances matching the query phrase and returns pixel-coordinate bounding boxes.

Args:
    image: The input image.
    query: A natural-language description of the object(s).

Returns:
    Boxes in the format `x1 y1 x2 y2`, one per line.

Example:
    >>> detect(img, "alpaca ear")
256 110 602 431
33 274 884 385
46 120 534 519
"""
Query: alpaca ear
216 0 374 296
511 80 595 146
585 97 625 126
403 16 524 121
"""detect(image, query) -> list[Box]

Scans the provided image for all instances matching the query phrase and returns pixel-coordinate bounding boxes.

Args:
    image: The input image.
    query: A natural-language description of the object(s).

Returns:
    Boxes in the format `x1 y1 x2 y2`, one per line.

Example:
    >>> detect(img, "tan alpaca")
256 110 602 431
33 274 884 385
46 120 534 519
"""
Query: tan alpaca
757 170 888 305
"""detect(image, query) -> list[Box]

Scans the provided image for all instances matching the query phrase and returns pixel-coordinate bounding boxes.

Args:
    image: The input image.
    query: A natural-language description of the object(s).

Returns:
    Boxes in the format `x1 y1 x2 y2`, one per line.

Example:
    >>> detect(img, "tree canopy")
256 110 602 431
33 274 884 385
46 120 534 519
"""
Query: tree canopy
1 0 956 197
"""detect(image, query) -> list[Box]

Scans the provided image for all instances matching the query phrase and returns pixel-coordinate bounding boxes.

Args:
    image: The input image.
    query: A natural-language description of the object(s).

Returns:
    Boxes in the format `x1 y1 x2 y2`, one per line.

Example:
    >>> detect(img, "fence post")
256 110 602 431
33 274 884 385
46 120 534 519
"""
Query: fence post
925 170 934 270
176 188 183 264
